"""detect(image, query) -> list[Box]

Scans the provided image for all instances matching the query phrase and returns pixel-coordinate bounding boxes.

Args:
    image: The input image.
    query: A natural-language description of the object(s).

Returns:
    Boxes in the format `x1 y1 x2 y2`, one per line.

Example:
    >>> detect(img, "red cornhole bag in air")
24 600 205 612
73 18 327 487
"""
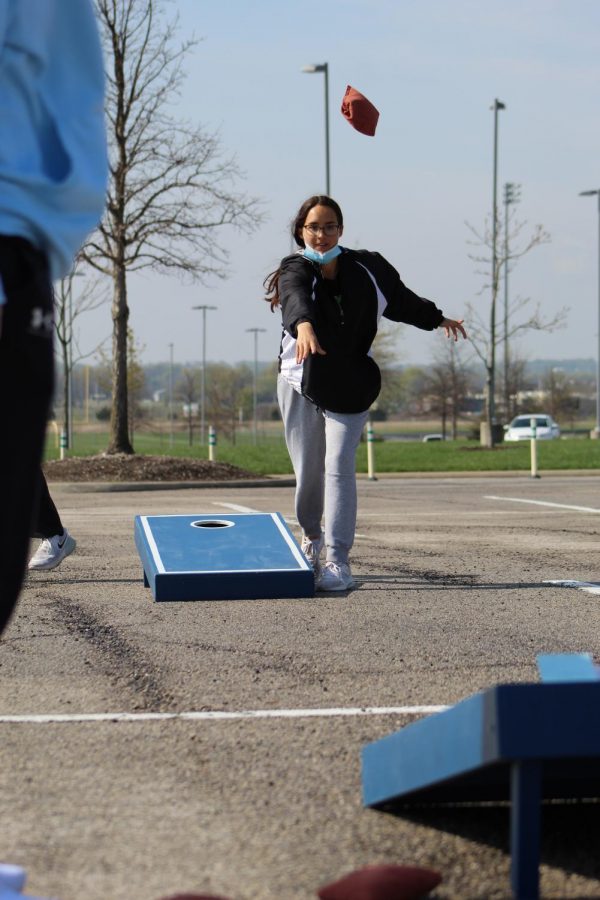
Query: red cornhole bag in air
340 85 380 136
318 863 442 899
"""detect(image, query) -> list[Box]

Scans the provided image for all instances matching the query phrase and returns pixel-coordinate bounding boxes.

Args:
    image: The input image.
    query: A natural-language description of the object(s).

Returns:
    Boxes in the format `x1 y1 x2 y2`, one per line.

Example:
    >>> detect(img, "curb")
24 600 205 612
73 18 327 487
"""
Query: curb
56 477 297 493
49 470 600 492
356 469 600 480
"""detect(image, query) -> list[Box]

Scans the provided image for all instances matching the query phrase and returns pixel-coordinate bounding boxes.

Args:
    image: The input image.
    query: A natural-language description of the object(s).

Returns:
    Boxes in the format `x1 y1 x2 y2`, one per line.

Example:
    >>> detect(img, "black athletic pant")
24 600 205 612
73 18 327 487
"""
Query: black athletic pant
0 237 54 636
34 471 63 539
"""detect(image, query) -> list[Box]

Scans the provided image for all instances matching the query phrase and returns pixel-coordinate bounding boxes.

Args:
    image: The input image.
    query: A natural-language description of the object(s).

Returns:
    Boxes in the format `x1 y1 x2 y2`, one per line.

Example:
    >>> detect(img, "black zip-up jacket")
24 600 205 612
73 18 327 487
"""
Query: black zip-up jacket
277 248 445 413
279 248 444 353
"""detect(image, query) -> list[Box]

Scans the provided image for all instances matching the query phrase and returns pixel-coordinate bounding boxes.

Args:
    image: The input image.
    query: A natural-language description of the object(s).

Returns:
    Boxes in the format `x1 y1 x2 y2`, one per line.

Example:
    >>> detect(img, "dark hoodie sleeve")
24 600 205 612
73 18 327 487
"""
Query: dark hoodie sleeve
356 251 445 331
278 255 319 337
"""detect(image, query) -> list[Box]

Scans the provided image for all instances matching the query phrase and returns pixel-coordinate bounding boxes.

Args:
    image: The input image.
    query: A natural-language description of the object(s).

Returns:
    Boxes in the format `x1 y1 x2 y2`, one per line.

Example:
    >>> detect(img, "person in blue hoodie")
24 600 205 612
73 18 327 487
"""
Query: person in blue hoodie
0 0 108 634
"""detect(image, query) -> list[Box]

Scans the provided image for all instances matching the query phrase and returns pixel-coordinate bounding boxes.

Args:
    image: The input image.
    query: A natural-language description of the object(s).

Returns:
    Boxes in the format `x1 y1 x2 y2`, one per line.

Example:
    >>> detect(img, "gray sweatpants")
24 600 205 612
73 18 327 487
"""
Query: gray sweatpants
277 376 368 565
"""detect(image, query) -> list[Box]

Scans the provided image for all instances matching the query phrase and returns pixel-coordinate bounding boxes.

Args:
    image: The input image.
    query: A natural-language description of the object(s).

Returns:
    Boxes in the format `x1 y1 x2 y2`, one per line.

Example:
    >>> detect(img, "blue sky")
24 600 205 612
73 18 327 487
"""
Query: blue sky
78 0 600 369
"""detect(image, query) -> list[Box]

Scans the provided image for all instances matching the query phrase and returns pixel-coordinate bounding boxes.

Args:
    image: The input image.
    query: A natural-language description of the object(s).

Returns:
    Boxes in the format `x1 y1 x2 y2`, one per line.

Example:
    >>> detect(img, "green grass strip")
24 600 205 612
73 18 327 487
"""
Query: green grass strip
44 430 600 475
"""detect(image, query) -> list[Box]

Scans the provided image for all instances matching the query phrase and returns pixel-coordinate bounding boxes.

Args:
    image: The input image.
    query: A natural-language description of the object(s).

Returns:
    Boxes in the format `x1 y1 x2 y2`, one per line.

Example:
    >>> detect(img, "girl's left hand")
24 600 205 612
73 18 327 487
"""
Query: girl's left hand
441 318 467 341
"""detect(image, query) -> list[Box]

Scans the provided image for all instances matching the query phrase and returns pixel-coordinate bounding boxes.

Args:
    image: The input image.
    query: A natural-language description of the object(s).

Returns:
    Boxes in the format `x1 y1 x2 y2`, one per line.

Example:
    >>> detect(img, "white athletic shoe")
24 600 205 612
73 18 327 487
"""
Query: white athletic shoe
301 532 324 577
317 562 354 592
28 531 76 571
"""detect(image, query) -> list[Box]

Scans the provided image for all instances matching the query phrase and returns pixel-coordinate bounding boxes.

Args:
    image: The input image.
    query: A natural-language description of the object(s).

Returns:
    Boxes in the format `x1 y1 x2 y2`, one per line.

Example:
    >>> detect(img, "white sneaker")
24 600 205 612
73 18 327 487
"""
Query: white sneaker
301 532 324 577
28 531 76 571
317 562 354 592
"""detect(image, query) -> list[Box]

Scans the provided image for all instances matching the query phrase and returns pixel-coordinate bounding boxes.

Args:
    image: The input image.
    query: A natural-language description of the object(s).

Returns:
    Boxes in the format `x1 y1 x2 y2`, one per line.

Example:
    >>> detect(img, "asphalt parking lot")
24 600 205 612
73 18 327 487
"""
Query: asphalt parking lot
1 473 600 899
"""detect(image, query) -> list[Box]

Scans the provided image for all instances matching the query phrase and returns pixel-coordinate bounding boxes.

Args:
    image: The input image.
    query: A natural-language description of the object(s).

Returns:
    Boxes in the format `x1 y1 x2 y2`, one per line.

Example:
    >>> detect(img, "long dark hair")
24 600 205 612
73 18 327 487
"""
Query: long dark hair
263 195 344 310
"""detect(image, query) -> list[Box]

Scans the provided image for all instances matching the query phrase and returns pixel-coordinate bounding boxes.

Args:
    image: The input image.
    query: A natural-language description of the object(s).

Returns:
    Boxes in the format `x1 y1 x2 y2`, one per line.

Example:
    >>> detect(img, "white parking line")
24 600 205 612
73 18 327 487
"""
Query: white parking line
212 502 261 513
0 705 447 725
210 504 369 542
485 495 600 514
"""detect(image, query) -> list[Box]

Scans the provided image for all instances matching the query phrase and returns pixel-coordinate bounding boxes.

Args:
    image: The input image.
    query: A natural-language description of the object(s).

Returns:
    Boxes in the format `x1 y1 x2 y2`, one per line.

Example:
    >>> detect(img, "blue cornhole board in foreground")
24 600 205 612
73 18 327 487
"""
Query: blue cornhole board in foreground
362 654 600 899
135 512 314 601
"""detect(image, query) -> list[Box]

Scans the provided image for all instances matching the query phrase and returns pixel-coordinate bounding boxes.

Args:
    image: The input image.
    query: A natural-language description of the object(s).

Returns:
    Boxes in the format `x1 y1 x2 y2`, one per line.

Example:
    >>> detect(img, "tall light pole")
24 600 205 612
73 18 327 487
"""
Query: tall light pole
246 327 266 445
168 342 174 448
579 188 600 438
503 181 521 418
65 270 84 449
84 365 90 425
301 63 330 194
192 305 217 445
488 98 505 443
67 277 73 449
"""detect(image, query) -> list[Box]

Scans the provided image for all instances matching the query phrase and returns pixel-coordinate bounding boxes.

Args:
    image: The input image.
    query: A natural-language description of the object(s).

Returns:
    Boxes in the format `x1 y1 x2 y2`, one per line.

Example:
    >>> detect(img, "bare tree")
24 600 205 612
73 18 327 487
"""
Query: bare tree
371 322 405 417
95 326 146 441
423 340 471 439
54 262 109 446
256 360 279 405
176 368 200 447
465 213 566 446
394 366 427 418
207 363 249 442
125 328 146 440
83 0 262 454
504 350 529 420
542 368 580 427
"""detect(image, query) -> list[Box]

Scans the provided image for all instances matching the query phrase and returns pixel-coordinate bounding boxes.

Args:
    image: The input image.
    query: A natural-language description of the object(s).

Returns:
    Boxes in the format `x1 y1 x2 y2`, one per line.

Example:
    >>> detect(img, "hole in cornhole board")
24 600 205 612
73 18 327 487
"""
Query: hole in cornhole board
190 520 235 529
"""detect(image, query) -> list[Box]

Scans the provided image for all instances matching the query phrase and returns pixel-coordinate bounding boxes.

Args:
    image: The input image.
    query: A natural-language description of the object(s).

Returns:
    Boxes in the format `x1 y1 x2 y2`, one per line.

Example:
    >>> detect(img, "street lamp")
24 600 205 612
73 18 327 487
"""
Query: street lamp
503 181 521 418
192 305 217 445
168 342 174 448
579 188 600 438
488 98 505 442
246 327 266 445
67 277 74 449
65 269 84 449
301 62 330 194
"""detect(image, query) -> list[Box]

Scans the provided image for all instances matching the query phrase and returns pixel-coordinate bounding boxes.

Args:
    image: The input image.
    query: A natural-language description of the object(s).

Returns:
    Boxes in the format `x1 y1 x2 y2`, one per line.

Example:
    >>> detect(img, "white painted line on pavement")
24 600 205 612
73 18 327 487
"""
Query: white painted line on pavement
212 502 367 542
546 580 600 596
0 705 447 725
212 502 260 513
485 495 600 514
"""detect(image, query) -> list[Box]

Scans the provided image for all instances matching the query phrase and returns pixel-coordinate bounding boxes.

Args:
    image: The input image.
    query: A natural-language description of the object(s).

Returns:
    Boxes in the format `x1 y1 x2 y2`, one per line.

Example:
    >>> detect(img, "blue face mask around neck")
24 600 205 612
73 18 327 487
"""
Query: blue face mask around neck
302 244 342 265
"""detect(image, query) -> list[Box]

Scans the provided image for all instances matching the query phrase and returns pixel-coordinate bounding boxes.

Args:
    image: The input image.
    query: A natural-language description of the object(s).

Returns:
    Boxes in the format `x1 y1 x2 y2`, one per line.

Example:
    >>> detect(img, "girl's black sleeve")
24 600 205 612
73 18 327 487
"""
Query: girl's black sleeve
358 251 445 331
278 255 318 337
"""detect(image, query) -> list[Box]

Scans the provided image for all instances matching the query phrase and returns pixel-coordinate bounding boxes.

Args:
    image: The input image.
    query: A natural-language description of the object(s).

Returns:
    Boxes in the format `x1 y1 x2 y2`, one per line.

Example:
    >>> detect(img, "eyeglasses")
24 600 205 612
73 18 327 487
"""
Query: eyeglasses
303 223 340 236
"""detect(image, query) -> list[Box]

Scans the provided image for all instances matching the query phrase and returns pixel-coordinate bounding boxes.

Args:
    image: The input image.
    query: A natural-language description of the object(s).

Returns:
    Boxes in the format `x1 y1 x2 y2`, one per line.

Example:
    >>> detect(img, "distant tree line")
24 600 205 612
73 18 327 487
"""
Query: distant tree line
63 347 597 446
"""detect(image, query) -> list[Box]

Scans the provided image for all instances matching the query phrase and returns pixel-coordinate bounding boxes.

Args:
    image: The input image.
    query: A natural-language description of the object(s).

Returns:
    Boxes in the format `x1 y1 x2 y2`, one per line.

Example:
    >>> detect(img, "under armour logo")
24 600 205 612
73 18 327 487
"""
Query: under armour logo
30 307 54 334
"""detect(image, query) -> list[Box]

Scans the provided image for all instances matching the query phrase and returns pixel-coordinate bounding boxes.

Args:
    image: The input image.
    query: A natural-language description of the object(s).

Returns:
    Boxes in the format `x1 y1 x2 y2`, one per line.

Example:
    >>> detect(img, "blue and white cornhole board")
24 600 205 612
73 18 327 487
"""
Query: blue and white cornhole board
361 653 600 900
134 512 314 601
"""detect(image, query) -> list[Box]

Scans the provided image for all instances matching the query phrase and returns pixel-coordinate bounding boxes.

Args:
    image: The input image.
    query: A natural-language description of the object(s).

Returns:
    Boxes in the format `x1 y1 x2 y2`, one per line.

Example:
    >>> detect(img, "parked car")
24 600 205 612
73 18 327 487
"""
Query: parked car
422 433 445 442
504 414 560 441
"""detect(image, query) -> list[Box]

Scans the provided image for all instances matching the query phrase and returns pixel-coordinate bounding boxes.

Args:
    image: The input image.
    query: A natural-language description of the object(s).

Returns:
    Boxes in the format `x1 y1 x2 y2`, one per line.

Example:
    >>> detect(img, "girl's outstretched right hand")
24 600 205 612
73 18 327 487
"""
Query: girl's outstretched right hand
296 322 327 363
